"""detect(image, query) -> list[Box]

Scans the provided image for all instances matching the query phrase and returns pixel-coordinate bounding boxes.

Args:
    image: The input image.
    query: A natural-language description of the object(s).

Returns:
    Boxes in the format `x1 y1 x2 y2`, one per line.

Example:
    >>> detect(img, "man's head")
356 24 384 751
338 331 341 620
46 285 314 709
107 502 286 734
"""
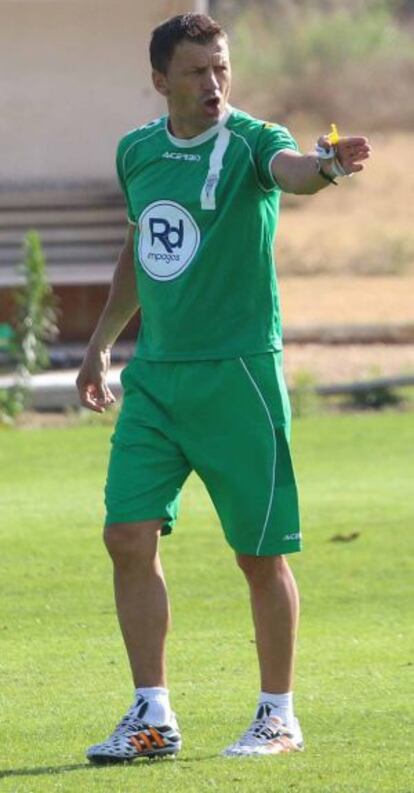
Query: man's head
150 14 231 136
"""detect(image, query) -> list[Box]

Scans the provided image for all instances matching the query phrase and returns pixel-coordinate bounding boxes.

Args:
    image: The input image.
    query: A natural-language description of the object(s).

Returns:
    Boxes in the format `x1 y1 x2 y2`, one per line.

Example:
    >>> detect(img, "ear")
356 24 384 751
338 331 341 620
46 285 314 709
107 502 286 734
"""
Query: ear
152 69 169 97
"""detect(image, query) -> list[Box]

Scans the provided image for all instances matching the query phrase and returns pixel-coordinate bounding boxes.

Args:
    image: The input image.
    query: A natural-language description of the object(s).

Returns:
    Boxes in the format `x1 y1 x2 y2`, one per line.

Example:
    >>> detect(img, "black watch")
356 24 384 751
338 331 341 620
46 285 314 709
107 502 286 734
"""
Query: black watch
317 161 338 185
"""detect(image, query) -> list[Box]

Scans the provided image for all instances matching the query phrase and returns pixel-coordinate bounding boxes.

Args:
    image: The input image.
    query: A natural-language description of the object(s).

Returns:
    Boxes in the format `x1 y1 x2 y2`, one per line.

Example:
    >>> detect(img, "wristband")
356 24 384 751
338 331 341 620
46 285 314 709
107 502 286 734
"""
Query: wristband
316 160 338 185
315 122 348 182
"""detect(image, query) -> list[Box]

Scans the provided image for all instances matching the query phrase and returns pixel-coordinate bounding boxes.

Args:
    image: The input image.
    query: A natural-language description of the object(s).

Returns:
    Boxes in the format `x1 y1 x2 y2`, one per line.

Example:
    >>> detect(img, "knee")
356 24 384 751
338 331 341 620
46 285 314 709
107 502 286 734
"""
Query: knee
104 520 163 566
236 553 285 586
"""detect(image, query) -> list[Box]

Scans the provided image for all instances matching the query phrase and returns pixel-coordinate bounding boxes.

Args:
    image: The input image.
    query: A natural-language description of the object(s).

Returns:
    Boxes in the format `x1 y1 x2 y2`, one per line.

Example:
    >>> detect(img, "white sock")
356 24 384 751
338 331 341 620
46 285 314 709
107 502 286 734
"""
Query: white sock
258 691 294 729
135 686 172 725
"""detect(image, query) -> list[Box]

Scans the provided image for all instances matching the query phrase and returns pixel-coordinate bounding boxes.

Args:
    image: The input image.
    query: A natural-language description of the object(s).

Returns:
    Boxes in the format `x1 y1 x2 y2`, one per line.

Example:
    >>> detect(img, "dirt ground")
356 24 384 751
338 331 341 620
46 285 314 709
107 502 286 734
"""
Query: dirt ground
279 275 414 326
277 131 414 278
283 343 414 385
276 128 414 385
281 276 414 384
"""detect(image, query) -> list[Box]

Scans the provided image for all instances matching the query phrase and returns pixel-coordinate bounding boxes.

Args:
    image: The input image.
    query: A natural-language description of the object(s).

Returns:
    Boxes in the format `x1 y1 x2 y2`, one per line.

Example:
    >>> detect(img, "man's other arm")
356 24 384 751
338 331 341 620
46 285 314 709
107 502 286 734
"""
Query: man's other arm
272 135 371 195
76 225 138 412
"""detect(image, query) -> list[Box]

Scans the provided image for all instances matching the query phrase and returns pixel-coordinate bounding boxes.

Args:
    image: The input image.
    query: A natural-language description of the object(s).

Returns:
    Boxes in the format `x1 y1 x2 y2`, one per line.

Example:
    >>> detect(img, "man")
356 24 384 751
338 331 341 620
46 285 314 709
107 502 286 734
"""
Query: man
77 13 370 762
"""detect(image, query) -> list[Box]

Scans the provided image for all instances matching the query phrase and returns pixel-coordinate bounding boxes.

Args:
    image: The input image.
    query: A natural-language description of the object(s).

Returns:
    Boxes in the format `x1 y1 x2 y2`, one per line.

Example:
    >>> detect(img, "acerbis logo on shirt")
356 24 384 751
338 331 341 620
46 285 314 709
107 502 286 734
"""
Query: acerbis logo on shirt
138 201 200 281
162 152 201 162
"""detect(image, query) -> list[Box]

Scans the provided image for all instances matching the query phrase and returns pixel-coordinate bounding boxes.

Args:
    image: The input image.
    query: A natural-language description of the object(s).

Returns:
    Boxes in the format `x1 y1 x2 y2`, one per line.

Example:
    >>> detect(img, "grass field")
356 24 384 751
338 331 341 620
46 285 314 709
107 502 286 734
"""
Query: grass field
1 413 413 792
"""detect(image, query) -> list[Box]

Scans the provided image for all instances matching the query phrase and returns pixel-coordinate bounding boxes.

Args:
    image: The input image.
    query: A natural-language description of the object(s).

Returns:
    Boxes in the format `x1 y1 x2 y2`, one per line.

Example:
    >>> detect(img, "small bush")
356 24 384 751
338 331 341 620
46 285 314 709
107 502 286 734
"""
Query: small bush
13 230 59 374
0 387 26 427
0 231 59 425
344 383 404 410
290 369 321 417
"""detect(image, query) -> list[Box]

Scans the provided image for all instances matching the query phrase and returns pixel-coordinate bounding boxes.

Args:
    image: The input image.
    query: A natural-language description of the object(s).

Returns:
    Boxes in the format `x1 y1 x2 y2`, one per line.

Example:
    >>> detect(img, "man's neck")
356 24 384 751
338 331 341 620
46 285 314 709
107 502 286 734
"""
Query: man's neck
167 117 213 140
167 109 227 140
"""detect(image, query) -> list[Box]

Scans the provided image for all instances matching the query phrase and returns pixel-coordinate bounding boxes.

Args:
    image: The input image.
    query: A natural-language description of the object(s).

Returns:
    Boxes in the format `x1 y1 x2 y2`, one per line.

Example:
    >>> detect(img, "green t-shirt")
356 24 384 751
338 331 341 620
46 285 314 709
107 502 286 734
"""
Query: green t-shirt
116 106 298 361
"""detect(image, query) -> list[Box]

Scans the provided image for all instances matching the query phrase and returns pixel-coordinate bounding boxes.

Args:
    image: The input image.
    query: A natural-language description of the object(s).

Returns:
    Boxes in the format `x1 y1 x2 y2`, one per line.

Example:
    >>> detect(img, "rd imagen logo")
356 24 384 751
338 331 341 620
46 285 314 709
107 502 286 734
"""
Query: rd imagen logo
138 201 200 281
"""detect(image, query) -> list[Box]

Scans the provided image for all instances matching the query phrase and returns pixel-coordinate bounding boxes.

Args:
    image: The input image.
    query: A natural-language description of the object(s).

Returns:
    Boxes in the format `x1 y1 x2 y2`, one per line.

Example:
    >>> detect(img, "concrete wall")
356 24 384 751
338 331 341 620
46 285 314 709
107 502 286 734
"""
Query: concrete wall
0 0 207 185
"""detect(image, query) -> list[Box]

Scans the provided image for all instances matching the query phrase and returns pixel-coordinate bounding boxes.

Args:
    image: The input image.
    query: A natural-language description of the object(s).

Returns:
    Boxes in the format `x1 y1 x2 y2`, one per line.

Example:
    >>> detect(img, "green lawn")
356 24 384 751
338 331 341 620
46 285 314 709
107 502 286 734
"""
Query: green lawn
0 413 413 793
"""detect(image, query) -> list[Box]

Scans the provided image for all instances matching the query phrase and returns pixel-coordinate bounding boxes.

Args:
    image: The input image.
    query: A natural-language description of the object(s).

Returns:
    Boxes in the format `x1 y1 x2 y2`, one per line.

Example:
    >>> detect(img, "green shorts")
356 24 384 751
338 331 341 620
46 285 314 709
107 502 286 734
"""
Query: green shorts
105 352 301 556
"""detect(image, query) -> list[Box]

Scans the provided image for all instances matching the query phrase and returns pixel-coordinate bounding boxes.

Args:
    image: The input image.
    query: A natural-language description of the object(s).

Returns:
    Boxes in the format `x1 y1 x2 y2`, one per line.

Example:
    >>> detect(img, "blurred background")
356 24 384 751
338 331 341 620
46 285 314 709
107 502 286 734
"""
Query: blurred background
218 0 414 392
1 0 413 419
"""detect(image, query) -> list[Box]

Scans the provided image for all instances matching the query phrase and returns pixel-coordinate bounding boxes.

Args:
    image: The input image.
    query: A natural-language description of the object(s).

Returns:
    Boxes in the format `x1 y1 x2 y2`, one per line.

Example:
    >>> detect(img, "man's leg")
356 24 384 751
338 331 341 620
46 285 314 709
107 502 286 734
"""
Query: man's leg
236 553 299 694
86 519 182 763
104 519 169 687
222 553 302 755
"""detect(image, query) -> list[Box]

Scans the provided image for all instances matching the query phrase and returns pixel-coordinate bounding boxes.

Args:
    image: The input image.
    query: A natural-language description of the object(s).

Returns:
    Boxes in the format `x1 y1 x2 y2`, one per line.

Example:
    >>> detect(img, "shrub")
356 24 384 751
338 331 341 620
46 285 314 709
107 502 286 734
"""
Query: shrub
290 369 321 417
225 1 414 130
0 231 59 425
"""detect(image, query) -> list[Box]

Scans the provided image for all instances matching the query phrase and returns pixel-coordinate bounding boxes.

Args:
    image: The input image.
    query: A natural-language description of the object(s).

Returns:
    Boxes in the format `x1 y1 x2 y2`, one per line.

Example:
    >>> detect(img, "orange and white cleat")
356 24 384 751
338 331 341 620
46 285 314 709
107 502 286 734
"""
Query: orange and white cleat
86 694 181 764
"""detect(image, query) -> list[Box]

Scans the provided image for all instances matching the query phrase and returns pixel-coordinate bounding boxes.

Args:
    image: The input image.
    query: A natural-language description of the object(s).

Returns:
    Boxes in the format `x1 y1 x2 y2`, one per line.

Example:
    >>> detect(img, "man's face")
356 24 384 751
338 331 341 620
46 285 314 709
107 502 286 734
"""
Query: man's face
153 36 232 134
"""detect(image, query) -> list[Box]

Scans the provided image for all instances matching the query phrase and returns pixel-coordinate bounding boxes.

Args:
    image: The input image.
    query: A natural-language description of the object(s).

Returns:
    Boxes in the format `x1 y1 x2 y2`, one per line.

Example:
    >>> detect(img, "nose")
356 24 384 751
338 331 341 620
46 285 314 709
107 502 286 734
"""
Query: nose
203 68 220 94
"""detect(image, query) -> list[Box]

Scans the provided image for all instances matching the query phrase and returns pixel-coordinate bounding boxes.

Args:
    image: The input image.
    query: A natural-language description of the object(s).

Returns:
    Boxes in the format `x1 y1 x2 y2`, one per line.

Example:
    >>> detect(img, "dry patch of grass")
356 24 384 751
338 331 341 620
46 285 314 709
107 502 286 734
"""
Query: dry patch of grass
279 275 414 326
277 132 414 277
283 343 414 386
275 131 414 386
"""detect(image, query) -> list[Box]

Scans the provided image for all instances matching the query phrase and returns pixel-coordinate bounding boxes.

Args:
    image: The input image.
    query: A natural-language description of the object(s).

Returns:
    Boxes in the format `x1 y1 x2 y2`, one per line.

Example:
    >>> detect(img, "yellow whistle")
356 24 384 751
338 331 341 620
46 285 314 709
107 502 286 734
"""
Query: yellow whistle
327 123 340 145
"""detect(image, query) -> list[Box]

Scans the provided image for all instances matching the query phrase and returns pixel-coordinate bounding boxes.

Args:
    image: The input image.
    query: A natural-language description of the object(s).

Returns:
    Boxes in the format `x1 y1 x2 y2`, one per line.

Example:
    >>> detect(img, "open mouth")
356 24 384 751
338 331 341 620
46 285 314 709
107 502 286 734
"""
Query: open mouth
203 96 221 115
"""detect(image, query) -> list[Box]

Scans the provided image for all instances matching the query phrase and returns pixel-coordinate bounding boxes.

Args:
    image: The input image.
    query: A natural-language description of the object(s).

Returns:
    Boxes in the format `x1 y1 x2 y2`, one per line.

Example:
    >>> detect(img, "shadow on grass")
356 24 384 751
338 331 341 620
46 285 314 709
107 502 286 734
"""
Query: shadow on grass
0 755 219 779
0 764 93 779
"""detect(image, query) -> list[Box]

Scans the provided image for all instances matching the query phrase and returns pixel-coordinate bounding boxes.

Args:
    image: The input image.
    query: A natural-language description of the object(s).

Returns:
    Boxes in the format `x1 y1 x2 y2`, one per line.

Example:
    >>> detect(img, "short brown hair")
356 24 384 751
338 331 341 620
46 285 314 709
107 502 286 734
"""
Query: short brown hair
150 13 226 74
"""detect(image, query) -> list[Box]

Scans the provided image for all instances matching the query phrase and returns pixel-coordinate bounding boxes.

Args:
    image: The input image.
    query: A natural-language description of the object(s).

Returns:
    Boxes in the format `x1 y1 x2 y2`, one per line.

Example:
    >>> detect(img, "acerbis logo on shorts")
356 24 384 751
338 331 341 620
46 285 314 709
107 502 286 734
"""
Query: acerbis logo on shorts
138 201 200 281
283 533 301 541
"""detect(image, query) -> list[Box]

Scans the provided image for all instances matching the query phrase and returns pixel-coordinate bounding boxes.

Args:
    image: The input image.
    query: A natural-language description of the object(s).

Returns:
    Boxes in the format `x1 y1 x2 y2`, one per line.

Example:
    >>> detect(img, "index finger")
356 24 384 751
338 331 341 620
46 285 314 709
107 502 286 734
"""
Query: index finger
339 136 370 146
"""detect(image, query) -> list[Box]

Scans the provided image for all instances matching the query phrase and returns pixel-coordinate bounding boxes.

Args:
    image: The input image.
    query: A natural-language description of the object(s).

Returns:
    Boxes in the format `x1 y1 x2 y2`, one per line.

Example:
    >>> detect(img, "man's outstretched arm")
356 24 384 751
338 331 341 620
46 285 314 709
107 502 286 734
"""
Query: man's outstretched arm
76 224 138 413
272 134 371 195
